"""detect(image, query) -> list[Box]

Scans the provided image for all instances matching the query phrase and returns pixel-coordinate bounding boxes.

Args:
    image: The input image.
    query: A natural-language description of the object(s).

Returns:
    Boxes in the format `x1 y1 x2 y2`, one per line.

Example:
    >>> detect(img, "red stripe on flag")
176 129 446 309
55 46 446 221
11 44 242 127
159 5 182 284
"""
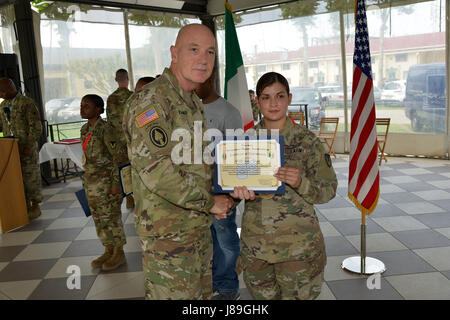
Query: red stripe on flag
361 173 380 209
353 142 378 198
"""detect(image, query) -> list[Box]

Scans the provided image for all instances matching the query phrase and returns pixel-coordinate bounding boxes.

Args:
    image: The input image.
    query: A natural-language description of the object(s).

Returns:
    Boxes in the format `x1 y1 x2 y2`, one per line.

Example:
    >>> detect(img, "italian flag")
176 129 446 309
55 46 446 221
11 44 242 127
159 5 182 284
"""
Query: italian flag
224 2 254 131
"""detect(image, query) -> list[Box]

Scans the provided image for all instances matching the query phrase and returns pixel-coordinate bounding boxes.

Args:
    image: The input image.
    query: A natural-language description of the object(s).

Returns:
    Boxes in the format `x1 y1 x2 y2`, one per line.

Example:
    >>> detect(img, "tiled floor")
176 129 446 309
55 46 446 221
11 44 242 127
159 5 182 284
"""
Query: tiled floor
1 155 450 300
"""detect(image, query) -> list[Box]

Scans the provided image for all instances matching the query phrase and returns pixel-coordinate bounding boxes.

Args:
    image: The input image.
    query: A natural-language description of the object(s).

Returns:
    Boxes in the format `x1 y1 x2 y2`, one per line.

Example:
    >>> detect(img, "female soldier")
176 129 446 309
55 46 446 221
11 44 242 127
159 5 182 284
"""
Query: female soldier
231 72 337 300
80 94 128 271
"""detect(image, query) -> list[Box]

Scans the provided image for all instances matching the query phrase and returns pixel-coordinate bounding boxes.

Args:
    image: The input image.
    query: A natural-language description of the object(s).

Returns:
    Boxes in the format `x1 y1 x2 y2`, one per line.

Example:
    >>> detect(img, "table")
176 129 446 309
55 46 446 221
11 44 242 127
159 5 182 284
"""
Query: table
39 142 83 182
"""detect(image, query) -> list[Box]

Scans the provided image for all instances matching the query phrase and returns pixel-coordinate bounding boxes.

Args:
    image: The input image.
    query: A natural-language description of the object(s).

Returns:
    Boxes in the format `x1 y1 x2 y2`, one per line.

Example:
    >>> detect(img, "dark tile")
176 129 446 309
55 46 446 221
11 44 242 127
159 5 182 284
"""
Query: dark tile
42 183 65 190
369 250 436 276
327 277 403 300
391 229 450 249
330 219 384 236
10 219 55 233
28 275 97 300
316 196 352 209
442 270 450 280
427 166 450 174
384 163 417 170
86 218 95 227
0 259 58 282
62 239 105 258
0 246 26 262
379 170 405 178
124 224 137 237
336 187 348 197
57 187 82 194
316 211 327 222
59 207 85 219
32 228 82 244
398 182 438 192
239 288 253 300
380 192 424 204
371 204 407 217
324 236 358 256
413 174 448 182
429 200 450 211
414 213 450 228
100 251 142 274
40 200 75 210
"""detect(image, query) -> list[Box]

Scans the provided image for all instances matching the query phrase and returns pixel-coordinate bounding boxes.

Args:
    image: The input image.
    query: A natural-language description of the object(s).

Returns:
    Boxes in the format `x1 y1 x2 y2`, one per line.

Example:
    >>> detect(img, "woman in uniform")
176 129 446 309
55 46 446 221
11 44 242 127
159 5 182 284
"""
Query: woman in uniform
80 94 128 271
231 72 337 300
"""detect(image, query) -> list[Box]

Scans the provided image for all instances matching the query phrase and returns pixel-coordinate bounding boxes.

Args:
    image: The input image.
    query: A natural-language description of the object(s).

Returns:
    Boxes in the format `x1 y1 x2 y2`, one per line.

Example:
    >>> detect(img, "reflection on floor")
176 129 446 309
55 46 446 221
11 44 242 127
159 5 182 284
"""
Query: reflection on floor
1 155 450 300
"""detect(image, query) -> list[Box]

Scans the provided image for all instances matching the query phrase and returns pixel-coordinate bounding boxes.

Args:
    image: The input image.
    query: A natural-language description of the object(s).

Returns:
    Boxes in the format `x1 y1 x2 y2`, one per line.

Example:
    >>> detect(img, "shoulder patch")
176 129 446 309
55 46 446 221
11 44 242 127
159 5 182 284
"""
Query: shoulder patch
136 107 159 127
149 126 168 148
325 153 332 168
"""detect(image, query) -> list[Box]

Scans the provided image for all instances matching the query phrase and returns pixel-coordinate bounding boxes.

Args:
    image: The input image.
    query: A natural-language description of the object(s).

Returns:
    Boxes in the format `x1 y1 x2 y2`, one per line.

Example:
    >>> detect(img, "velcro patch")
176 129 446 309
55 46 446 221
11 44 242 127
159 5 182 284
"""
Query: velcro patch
136 107 159 127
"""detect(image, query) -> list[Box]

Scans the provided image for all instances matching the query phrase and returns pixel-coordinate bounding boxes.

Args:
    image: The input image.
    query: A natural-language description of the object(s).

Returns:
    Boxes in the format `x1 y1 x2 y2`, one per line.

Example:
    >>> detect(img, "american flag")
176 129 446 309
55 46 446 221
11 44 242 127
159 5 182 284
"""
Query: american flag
348 0 380 215
136 107 159 128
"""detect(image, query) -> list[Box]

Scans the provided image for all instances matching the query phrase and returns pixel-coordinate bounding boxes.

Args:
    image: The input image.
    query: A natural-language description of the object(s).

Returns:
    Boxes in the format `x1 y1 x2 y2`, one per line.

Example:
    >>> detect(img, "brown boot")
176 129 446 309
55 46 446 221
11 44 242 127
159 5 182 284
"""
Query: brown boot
91 245 114 268
102 246 126 271
28 203 41 220
126 195 135 209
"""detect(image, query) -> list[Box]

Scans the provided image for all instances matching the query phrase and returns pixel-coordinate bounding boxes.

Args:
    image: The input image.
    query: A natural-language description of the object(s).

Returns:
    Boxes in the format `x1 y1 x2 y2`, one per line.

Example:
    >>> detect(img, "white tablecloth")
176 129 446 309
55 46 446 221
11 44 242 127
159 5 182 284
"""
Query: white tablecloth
39 142 83 168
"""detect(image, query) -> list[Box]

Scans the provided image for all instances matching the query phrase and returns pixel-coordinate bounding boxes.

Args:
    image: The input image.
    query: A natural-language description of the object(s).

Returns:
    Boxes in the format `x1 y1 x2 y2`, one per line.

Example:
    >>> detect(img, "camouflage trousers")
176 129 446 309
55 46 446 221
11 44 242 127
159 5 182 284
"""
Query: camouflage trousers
140 228 213 300
20 149 42 206
83 175 126 247
241 249 325 300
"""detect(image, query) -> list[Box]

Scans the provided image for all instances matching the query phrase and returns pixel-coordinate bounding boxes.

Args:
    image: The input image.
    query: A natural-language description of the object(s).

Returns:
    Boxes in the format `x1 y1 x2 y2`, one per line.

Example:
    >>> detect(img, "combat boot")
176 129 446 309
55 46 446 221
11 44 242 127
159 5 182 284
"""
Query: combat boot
102 246 126 271
126 195 135 209
29 203 41 220
91 245 114 268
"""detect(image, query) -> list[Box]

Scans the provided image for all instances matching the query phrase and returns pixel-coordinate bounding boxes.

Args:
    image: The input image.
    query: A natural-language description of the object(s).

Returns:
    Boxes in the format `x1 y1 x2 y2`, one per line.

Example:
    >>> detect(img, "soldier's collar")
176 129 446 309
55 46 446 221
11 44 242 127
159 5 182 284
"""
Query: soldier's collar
162 67 195 107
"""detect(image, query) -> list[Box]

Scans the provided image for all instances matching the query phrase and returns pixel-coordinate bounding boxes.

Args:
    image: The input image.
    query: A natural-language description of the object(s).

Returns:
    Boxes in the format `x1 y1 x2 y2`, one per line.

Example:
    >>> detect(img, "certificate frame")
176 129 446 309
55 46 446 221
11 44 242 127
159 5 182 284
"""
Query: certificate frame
213 135 285 194
119 163 133 197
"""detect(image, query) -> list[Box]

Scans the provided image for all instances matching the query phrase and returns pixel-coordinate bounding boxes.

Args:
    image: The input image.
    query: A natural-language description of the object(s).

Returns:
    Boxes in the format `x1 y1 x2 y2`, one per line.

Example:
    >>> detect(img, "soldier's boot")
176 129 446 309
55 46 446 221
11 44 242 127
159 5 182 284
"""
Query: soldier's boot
102 246 126 271
29 203 41 220
126 195 135 209
91 245 114 269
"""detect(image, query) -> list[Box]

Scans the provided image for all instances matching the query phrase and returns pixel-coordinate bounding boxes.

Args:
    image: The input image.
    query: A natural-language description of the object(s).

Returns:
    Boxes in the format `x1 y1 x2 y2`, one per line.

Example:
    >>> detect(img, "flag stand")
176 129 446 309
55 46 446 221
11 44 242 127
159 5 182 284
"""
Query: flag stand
342 213 386 275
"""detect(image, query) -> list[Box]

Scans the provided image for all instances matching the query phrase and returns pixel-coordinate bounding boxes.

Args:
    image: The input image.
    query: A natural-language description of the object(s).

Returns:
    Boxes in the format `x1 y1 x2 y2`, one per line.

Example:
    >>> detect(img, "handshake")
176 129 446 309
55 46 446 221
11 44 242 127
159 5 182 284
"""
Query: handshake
210 187 256 220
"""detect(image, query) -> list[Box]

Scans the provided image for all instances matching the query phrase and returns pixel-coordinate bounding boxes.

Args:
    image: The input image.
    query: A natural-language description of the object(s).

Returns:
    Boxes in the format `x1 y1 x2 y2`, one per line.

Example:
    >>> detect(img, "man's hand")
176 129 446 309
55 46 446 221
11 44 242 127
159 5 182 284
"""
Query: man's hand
210 195 233 220
274 167 302 189
230 186 255 200
22 147 31 156
110 187 122 195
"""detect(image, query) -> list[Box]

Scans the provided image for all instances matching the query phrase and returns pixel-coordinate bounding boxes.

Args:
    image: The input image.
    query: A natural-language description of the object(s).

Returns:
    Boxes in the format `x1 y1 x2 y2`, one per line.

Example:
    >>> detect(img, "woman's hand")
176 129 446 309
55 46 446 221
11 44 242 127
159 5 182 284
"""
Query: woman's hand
110 187 122 195
274 167 302 189
230 186 256 200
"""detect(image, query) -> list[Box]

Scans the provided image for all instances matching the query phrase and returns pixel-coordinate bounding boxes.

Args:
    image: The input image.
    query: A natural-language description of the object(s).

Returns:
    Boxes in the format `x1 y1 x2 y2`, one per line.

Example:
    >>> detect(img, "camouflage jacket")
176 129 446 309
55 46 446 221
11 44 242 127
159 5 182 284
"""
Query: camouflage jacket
106 87 133 131
123 67 215 241
251 100 261 122
242 117 337 264
80 118 128 189
0 93 42 153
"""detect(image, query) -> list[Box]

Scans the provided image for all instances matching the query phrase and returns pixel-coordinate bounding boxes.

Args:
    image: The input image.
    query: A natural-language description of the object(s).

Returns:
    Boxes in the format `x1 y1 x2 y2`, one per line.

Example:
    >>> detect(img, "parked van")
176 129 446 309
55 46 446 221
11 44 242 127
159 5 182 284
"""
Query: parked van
404 63 446 133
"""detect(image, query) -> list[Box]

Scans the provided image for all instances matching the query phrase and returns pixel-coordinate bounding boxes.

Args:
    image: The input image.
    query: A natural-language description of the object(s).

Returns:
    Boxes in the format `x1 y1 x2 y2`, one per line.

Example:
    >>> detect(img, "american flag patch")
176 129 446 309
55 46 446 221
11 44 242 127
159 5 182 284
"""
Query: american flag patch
136 107 159 127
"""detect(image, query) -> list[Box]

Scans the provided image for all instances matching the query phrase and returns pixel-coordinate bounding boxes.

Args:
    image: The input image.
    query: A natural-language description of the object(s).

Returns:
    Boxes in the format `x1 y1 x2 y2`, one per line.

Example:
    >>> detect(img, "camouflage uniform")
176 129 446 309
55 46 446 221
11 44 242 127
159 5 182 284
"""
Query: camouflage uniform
0 94 42 208
251 100 261 123
106 87 133 136
242 117 337 300
123 68 215 300
81 118 127 247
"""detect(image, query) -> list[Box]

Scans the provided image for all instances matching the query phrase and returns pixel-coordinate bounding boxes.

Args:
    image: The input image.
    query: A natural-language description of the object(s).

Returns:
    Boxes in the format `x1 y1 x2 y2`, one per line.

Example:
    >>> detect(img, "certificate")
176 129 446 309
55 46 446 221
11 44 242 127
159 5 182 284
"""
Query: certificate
213 136 285 194
119 164 133 196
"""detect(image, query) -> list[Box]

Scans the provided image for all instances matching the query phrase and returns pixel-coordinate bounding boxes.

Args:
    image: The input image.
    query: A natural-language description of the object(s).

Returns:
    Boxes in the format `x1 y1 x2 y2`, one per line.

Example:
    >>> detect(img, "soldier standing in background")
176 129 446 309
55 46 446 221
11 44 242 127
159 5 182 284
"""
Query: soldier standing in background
106 69 134 209
80 94 128 271
123 24 233 300
0 78 42 220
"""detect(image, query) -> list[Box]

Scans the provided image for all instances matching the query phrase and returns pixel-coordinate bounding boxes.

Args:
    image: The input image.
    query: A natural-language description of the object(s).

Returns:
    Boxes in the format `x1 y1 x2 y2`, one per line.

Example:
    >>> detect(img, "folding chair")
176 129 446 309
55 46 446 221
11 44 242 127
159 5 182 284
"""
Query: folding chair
318 117 339 158
288 111 305 126
376 118 390 165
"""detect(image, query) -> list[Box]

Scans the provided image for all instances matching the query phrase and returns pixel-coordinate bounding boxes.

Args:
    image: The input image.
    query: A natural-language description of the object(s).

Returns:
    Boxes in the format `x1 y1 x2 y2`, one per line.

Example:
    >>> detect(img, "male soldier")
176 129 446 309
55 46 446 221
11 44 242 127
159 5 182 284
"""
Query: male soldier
195 70 242 300
249 89 261 123
106 69 134 208
135 77 155 92
123 24 233 300
0 78 42 220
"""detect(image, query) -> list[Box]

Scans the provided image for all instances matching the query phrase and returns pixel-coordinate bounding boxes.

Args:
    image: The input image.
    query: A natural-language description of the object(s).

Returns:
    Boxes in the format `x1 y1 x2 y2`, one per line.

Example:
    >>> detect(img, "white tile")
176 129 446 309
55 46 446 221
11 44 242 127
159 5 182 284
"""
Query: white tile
386 272 450 300
319 207 362 221
0 280 41 300
39 209 65 220
346 233 408 252
0 231 42 247
316 282 336 300
70 201 82 208
440 172 450 178
324 255 366 282
45 255 101 279
13 242 71 262
372 216 429 232
46 193 77 202
383 176 420 184
86 271 144 300
394 202 445 215
413 190 450 201
332 162 349 168
125 212 135 225
75 227 98 241
397 168 433 176
67 180 83 188
377 198 388 205
319 221 341 237
0 262 8 273
413 247 450 271
379 184 406 194
42 188 63 196
337 179 348 187
413 162 448 168
427 180 450 189
123 236 142 253
435 228 450 239
0 291 10 300
46 217 90 230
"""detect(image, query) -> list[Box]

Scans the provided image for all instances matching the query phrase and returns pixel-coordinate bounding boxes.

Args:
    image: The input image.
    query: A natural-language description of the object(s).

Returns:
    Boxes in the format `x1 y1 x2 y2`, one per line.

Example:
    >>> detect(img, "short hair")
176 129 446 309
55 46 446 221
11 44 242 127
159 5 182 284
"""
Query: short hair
137 77 156 85
249 89 255 94
115 69 128 82
256 72 290 97
83 94 104 114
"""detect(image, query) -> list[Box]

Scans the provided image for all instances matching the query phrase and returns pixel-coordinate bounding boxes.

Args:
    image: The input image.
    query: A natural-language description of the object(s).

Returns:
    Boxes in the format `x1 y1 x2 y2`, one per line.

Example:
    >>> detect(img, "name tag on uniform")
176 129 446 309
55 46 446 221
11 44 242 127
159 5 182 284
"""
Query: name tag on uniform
136 107 159 127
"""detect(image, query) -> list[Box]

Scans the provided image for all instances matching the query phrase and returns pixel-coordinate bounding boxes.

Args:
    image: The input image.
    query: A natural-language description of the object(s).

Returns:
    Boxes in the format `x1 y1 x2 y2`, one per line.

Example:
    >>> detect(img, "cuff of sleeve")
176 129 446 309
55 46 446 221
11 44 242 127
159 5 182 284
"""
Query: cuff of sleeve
297 174 310 195
204 196 216 214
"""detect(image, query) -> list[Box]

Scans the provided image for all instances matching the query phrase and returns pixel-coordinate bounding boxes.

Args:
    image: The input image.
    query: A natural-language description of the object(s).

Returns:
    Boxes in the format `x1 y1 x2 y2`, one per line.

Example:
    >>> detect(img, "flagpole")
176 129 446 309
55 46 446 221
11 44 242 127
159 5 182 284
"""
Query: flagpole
361 213 366 274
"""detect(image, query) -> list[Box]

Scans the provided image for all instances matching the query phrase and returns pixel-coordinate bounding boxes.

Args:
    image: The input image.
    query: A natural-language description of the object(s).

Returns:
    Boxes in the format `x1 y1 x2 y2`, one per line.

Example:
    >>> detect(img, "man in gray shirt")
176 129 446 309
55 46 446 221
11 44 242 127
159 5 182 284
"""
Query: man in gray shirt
195 70 242 300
